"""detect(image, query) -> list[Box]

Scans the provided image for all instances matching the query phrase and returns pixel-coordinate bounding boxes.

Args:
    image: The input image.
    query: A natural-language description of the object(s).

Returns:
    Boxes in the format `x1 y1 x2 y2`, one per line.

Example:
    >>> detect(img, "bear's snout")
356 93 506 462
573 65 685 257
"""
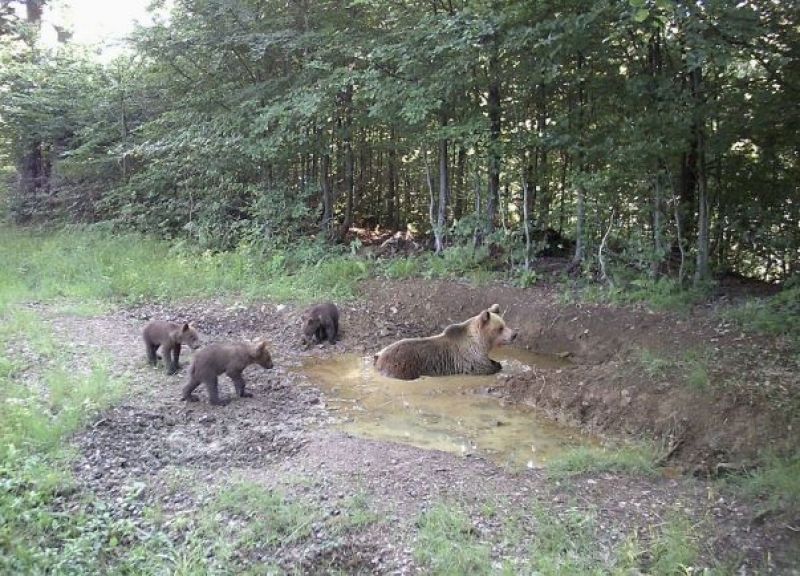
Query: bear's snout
509 330 518 342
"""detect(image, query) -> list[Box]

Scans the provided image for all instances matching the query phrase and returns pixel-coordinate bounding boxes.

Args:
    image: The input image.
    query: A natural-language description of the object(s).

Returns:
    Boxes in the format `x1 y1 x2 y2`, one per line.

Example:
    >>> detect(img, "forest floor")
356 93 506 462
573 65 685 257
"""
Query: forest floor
21 277 796 573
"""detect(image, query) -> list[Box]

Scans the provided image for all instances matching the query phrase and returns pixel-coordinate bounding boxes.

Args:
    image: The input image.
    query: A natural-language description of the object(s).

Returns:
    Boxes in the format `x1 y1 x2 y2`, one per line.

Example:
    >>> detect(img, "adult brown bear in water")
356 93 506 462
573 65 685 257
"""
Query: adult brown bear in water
374 304 517 380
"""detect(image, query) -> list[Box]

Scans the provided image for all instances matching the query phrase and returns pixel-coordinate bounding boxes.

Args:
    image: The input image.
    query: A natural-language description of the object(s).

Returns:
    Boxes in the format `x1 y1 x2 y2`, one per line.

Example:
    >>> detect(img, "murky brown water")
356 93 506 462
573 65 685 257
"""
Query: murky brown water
301 348 591 468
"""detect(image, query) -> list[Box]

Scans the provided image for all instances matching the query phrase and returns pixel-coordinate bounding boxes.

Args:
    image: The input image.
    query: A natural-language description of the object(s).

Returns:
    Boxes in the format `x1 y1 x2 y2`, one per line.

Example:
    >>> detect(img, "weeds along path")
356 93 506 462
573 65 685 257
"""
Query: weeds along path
28 296 793 573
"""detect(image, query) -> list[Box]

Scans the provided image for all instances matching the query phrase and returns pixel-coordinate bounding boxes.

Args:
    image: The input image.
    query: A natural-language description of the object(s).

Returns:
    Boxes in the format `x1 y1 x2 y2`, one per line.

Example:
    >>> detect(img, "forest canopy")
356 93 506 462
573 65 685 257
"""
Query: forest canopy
1 0 798 285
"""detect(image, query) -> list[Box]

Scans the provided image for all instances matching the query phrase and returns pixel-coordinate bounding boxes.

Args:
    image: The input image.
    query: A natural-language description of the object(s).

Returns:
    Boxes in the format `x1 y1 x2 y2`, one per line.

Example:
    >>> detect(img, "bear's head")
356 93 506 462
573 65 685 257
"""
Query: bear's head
251 339 274 369
474 304 517 349
300 313 321 344
178 323 202 350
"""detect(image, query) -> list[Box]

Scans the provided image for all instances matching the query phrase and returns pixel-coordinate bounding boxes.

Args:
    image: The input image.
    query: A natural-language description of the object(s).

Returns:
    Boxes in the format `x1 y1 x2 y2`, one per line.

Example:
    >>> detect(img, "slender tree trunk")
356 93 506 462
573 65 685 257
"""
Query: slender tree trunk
522 160 532 270
386 128 397 230
651 174 664 279
424 147 437 250
691 67 710 286
435 112 449 254
572 52 586 265
453 146 465 221
339 86 354 239
473 168 483 248
573 182 586 265
486 51 501 235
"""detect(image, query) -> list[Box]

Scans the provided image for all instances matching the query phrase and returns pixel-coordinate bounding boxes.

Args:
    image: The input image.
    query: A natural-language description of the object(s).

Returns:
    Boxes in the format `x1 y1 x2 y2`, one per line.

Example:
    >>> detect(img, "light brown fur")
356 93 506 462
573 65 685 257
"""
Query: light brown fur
142 321 201 375
374 304 517 380
182 340 273 405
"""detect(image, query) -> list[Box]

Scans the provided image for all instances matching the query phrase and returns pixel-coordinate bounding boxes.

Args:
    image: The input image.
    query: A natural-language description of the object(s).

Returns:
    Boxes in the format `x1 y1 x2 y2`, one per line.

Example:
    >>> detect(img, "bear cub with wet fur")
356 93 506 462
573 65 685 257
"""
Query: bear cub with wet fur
374 304 517 380
143 321 201 375
301 302 340 345
182 340 273 405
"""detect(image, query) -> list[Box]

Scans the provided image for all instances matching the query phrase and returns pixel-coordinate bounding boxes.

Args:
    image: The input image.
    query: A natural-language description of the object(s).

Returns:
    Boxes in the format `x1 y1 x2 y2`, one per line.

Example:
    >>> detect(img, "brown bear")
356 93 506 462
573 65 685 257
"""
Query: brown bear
181 340 273 405
374 304 517 380
142 320 202 375
300 302 340 345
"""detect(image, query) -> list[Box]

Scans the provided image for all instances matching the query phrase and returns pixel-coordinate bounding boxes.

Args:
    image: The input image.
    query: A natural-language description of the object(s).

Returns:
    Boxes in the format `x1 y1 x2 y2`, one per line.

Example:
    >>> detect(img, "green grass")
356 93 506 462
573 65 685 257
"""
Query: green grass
725 285 800 349
636 348 674 379
548 444 662 478
414 502 492 576
527 505 609 574
731 452 800 516
576 277 710 313
634 347 714 391
0 226 369 306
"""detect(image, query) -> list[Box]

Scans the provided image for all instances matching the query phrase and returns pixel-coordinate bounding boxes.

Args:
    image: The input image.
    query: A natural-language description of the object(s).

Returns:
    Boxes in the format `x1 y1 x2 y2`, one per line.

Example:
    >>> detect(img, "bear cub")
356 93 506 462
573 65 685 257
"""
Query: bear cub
374 304 517 380
301 302 340 345
143 320 201 375
182 340 273 406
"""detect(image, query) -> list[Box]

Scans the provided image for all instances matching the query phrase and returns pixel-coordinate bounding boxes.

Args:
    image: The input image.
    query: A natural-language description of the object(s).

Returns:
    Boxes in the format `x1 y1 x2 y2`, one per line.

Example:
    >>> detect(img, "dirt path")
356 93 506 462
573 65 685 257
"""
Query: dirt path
46 281 798 573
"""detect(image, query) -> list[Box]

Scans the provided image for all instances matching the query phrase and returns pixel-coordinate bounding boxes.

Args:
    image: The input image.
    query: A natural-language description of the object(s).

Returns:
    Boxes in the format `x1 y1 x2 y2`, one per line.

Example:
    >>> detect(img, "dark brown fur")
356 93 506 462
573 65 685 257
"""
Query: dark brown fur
374 304 517 380
182 340 273 405
142 321 201 375
301 302 340 345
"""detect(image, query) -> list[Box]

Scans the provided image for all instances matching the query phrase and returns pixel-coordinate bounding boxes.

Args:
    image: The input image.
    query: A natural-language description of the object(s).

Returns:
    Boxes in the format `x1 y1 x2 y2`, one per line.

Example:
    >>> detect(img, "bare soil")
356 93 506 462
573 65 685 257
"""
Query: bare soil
49 278 799 573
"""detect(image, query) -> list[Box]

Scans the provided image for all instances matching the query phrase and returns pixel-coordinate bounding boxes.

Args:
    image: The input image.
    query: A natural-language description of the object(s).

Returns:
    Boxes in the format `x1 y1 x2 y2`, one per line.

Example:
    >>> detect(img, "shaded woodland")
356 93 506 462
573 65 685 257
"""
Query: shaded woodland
1 0 798 284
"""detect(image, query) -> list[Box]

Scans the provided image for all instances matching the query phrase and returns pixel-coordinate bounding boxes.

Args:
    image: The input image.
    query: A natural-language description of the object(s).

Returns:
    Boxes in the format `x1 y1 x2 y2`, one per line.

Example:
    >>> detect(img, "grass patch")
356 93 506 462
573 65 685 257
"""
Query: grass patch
636 348 674 380
414 502 492 575
548 444 661 478
528 505 609 574
731 452 800 516
725 285 800 349
0 226 369 306
646 512 701 575
578 277 710 313
210 480 317 548
497 502 706 574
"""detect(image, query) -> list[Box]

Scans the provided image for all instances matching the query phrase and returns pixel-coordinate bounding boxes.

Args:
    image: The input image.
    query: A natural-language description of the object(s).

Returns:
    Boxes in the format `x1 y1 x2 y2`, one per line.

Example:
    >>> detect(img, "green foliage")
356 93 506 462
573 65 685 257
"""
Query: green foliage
514 269 539 288
0 227 365 305
582 276 710 313
1 0 798 287
527 505 608 574
636 348 674 380
414 502 492 576
725 286 800 348
384 257 423 279
517 503 704 574
647 513 701 576
731 452 800 516
548 444 661 478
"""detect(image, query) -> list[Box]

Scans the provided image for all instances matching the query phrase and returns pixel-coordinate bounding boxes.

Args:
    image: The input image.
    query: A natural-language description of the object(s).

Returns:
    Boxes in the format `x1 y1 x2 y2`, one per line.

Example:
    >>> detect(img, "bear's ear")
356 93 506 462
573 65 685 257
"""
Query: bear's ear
182 323 190 332
488 304 500 314
479 310 491 325
256 340 268 352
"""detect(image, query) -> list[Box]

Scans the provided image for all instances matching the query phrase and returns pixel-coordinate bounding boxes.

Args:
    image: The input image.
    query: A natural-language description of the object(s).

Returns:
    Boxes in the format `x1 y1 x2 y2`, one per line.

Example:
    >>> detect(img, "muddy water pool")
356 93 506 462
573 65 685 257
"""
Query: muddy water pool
301 348 592 468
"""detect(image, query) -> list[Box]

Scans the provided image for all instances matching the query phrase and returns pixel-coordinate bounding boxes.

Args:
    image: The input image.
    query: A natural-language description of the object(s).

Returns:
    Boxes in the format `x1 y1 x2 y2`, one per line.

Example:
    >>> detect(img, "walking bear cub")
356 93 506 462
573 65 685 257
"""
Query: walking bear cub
374 304 517 380
182 340 273 406
143 321 201 375
301 302 340 345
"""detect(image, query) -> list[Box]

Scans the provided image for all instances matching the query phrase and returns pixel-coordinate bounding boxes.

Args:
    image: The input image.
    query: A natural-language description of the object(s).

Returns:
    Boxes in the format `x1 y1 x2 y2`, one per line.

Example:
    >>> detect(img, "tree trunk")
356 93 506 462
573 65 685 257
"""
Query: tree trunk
339 85 354 239
453 146 465 221
486 51 501 236
691 67 710 286
435 112 449 254
386 128 397 230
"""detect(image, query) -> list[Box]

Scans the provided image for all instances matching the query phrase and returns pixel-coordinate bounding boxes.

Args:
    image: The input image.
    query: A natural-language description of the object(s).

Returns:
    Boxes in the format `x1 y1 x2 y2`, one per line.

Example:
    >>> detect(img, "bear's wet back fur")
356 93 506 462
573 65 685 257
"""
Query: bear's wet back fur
374 304 517 380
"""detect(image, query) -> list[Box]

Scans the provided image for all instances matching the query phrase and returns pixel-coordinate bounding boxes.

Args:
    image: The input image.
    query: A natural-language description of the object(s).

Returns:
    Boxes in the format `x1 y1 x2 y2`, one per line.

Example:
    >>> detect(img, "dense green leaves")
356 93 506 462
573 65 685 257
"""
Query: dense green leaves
0 0 797 281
